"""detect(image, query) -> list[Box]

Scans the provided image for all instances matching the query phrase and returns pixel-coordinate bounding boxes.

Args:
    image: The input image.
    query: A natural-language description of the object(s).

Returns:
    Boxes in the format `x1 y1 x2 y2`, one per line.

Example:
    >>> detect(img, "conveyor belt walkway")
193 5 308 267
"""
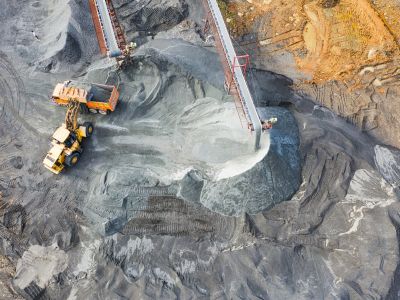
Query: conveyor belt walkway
88 0 126 58
202 0 262 150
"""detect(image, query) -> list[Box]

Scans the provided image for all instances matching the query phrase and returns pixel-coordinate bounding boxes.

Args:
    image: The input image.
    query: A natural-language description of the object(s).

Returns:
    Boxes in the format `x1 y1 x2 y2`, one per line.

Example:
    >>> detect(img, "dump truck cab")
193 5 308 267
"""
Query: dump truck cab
52 81 119 115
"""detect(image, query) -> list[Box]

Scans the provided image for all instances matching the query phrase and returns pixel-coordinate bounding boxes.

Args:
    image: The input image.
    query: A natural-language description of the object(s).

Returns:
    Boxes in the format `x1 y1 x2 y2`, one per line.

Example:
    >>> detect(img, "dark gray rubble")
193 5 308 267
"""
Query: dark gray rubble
0 0 399 299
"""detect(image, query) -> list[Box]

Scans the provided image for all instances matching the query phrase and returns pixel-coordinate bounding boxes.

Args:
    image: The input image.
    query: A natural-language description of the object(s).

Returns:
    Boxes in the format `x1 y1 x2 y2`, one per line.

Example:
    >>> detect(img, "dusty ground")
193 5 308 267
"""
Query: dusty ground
0 0 399 299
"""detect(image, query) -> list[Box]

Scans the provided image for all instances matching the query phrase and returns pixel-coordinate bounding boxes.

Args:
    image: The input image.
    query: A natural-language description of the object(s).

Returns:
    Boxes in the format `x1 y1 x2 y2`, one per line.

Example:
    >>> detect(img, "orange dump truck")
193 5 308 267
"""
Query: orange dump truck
52 81 119 115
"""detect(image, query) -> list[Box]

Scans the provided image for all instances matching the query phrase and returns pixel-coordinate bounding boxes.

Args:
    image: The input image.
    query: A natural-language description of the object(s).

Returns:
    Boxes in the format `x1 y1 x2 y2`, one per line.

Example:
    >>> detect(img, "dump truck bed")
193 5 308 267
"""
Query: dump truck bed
88 85 112 103
52 81 119 112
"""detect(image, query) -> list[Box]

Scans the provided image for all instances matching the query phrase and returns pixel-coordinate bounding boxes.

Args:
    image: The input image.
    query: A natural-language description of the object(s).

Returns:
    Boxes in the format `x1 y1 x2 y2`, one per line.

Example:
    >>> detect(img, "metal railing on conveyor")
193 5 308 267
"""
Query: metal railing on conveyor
204 0 262 150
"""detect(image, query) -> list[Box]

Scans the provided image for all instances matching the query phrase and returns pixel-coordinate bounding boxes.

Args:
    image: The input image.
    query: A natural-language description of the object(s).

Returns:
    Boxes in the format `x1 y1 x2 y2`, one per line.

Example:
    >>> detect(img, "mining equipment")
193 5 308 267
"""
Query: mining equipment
43 99 94 174
88 0 130 58
52 80 119 115
87 0 275 150
202 0 265 149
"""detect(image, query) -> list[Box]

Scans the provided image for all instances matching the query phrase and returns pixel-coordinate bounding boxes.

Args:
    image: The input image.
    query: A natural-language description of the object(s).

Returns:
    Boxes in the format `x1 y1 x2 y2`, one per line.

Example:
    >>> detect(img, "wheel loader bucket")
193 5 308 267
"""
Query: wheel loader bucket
43 144 65 174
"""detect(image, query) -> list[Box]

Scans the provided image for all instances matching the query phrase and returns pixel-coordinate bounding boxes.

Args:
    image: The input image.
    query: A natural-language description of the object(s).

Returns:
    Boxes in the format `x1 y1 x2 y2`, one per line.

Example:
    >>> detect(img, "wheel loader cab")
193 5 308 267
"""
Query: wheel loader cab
52 126 73 143
52 125 79 148
53 124 89 143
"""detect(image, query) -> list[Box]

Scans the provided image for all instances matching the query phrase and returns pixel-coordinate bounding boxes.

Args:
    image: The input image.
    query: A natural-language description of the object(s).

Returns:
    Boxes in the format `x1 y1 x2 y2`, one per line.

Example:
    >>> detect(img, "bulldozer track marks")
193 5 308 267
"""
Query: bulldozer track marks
122 196 237 239
122 185 176 197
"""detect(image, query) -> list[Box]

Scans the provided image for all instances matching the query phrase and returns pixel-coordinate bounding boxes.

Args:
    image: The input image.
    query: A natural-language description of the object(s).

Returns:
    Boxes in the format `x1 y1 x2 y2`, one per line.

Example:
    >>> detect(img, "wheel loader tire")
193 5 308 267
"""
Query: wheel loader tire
80 103 89 114
65 152 80 167
83 122 94 137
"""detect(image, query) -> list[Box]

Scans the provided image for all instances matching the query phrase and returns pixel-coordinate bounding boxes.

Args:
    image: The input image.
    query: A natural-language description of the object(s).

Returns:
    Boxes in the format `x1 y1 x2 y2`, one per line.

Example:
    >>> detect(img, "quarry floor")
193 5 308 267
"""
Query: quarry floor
0 0 399 299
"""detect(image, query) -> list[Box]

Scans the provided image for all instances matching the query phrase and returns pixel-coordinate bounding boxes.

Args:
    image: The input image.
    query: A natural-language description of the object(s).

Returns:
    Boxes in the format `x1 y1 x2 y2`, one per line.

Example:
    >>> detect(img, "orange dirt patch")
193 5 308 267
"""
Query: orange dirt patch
220 0 400 84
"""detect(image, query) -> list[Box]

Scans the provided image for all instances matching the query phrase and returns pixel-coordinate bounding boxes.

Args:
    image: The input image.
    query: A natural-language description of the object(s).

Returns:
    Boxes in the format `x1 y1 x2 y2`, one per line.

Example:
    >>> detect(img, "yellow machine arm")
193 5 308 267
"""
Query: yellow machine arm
64 98 80 131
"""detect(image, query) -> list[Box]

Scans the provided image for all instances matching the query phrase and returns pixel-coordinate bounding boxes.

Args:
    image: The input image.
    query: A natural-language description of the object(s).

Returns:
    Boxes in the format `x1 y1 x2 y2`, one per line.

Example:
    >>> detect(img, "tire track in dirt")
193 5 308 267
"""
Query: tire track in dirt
0 52 41 136
0 52 24 125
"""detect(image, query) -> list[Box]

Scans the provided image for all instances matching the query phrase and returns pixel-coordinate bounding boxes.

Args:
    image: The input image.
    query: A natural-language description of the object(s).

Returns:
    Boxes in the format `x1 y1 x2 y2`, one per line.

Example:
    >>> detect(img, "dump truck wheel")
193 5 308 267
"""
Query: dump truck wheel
83 122 94 137
98 109 109 115
80 103 89 114
89 108 98 114
65 152 80 167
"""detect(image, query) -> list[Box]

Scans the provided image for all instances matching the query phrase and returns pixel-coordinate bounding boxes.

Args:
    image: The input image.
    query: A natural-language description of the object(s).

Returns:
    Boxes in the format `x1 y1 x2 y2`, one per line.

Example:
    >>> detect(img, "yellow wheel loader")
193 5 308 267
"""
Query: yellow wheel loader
43 99 94 174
